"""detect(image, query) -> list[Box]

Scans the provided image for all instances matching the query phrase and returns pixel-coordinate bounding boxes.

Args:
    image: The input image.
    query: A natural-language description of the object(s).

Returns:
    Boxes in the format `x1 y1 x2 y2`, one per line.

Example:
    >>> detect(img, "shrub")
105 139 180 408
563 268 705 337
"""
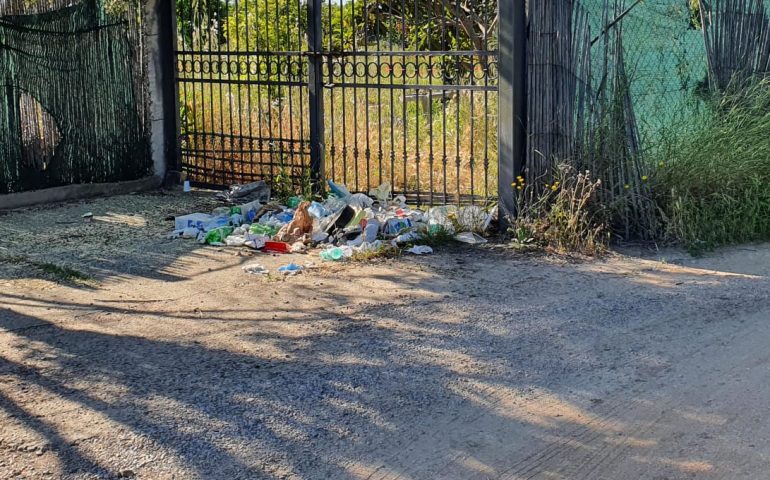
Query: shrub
510 165 609 256
654 79 770 253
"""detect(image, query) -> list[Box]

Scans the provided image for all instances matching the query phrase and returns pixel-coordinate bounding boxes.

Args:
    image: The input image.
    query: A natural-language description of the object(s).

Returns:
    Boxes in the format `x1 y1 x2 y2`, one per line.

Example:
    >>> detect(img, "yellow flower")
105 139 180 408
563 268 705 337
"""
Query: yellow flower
555 181 561 186
658 161 664 167
624 184 631 190
642 175 649 181
551 185 558 191
511 182 517 187
517 186 523 190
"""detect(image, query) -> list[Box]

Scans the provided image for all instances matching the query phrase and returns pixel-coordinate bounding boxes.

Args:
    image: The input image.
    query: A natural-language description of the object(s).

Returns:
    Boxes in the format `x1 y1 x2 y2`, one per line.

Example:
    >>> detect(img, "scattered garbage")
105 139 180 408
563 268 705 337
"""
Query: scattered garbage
264 241 291 254
277 263 304 276
406 245 434 255
454 232 488 245
169 180 496 272
215 181 271 204
320 246 353 261
82 212 94 223
242 263 269 276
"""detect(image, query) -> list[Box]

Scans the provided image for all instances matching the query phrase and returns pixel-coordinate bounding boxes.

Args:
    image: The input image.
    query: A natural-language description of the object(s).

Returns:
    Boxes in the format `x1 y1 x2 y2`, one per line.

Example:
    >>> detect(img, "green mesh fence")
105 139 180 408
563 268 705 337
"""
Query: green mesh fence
582 0 708 150
0 0 150 195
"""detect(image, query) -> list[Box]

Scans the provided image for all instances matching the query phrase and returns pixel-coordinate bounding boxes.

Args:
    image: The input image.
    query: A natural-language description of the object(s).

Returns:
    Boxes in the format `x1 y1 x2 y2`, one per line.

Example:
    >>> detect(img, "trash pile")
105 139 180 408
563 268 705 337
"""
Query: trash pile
169 180 495 270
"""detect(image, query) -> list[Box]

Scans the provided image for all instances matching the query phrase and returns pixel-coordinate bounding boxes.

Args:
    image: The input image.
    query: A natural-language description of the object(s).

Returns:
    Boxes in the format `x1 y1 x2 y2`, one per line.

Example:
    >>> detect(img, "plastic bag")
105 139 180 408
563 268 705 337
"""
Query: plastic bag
406 245 434 255
369 182 392 204
454 232 488 244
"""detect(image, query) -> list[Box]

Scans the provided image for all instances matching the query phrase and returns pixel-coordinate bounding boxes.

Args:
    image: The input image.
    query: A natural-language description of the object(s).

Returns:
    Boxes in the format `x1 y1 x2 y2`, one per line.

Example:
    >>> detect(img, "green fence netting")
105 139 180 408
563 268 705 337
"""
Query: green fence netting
581 0 708 150
0 0 150 195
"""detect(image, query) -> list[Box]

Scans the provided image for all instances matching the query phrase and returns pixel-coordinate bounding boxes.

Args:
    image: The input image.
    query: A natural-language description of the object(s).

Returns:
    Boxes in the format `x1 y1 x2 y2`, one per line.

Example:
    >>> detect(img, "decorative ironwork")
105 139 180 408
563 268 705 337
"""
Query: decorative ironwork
175 0 499 204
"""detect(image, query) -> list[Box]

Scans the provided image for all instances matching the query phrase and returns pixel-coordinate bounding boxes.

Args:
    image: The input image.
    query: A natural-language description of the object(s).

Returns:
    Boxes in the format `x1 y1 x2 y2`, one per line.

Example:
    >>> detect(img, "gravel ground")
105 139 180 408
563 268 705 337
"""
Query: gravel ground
1 192 769 479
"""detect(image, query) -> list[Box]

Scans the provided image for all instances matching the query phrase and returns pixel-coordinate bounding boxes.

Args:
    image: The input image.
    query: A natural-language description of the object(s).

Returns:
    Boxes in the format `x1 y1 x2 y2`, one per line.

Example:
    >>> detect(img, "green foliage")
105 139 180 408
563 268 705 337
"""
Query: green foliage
653 79 770 252
323 1 368 52
225 0 305 52
176 0 228 48
688 0 702 30
510 166 609 256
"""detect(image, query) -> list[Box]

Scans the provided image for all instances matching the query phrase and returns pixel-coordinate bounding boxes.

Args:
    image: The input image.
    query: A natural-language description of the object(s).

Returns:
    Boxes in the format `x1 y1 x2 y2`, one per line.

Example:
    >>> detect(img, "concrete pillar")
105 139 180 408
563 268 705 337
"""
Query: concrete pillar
143 0 179 183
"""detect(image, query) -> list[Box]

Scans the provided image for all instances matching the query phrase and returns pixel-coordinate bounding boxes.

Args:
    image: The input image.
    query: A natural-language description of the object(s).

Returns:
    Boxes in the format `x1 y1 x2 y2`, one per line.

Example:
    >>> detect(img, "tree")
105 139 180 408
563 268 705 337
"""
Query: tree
176 0 228 49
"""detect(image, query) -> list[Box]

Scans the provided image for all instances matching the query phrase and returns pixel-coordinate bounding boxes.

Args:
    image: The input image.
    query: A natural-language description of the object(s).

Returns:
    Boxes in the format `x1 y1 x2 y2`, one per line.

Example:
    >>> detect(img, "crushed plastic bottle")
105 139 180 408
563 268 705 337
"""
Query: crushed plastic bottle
308 201 330 219
320 246 353 261
242 263 269 276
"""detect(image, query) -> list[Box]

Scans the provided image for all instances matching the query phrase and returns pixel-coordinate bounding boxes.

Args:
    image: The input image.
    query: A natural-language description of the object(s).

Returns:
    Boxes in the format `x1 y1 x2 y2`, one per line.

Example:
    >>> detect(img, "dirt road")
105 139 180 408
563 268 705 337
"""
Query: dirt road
1 193 769 479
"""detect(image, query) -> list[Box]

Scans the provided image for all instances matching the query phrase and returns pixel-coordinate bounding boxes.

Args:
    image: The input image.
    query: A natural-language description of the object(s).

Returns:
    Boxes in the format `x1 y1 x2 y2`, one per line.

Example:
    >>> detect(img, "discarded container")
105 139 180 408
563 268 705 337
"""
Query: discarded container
244 233 268 250
320 246 353 261
287 196 302 209
427 205 458 234
225 235 246 247
393 231 423 244
250 224 279 237
183 180 191 193
406 245 434 255
175 213 212 231
204 226 234 245
363 219 380 243
181 227 199 239
238 200 263 223
264 241 291 253
312 231 330 243
242 263 269 276
454 232 488 244
202 215 231 232
369 182 392 203
308 201 330 219
290 241 307 253
324 206 356 235
347 193 374 209
216 181 271 204
385 218 413 235
457 206 490 233
328 179 351 199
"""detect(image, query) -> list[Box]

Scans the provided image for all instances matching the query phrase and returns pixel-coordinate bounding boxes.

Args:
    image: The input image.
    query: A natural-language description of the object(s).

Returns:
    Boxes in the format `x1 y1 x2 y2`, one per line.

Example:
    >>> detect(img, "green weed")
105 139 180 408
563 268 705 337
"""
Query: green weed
653 79 770 252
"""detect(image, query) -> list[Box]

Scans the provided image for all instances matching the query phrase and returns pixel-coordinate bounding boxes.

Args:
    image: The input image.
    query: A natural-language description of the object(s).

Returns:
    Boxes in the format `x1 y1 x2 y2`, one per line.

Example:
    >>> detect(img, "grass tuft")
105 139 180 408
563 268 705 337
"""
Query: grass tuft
653 79 770 253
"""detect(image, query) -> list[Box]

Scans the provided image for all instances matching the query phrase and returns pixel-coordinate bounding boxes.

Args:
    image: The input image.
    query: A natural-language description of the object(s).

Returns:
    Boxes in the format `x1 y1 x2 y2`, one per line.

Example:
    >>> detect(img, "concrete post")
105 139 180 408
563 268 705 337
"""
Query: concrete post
144 0 180 184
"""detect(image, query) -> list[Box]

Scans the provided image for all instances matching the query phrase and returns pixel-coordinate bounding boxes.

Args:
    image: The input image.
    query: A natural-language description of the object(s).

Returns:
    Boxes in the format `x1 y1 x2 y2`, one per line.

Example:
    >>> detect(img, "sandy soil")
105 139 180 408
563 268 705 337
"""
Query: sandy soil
1 192 769 479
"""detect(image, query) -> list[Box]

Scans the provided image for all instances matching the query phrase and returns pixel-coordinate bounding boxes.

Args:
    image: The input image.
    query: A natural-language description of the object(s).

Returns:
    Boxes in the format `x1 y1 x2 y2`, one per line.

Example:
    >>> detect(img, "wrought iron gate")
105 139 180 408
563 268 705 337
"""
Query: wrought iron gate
175 0 499 205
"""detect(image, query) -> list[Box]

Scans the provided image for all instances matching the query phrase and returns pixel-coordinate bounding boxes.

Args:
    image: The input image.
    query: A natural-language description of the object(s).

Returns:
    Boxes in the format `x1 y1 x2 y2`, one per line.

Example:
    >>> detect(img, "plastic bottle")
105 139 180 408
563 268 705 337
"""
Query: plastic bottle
320 246 352 261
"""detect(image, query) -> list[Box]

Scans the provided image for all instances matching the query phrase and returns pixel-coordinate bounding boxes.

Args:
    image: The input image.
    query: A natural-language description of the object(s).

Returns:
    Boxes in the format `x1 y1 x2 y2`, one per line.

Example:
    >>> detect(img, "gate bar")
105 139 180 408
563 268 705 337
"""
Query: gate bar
498 0 527 229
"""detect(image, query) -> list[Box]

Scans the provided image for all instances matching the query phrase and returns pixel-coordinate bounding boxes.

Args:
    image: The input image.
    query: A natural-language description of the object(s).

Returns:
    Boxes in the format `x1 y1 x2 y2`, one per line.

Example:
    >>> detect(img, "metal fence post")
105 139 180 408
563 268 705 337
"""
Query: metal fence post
498 0 527 230
307 0 325 192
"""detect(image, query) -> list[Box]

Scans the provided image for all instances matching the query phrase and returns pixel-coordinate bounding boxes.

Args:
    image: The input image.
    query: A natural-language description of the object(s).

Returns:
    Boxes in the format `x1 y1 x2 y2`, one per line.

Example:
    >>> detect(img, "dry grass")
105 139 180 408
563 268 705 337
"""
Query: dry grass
178 54 498 202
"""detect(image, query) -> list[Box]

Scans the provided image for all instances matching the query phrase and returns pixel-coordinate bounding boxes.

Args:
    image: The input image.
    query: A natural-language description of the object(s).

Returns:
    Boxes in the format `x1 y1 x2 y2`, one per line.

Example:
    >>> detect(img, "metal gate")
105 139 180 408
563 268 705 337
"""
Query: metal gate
175 0 499 205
